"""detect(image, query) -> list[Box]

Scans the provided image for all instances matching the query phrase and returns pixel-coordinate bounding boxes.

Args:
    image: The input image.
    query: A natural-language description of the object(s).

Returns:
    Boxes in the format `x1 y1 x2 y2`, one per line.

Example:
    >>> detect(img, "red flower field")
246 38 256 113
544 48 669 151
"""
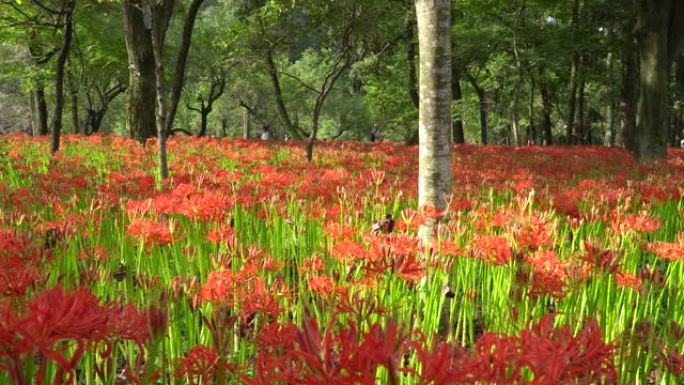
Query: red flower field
1 133 683 384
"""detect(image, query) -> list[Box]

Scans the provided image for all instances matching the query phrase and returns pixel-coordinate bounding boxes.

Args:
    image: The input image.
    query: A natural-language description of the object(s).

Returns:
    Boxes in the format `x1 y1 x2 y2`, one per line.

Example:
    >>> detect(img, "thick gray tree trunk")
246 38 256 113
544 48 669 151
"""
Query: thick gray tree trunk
634 0 683 161
415 0 452 243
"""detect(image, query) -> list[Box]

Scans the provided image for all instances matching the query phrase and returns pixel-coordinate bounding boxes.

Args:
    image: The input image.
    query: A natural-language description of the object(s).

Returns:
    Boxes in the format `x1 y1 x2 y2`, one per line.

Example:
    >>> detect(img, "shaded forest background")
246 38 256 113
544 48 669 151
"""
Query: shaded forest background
0 0 683 151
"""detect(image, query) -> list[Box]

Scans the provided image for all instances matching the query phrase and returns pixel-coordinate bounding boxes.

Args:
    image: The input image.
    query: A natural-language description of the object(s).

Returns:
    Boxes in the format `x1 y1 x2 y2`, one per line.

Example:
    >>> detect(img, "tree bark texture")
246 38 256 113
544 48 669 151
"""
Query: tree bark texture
416 0 452 243
634 0 676 161
51 0 76 155
122 0 157 143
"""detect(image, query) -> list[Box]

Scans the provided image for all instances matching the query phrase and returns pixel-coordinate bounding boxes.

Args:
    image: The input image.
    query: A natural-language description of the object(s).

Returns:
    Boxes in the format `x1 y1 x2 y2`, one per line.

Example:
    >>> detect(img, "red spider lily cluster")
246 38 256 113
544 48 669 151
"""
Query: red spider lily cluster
0 287 149 385
220 313 615 385
1 134 684 384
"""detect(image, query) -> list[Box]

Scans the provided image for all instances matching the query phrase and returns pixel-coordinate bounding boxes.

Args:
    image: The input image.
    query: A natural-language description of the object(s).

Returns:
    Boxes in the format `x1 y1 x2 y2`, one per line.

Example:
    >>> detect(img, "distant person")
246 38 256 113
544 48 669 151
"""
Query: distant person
260 125 271 141
369 124 381 142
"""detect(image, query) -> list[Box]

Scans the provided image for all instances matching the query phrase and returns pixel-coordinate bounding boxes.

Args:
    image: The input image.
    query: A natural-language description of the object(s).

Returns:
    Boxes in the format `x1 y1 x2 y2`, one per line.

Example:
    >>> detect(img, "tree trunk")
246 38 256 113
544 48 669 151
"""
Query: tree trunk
634 0 672 161
404 8 420 145
540 75 553 145
149 0 175 179
528 78 536 144
406 11 419 109
87 110 106 134
122 0 157 143
415 0 452 243
606 49 616 146
265 48 304 140
51 0 75 155
164 0 205 134
620 51 638 151
68 70 80 134
221 118 228 138
577 69 586 144
511 2 526 147
452 72 465 144
242 107 250 139
566 55 579 144
566 0 581 145
197 109 209 137
32 84 49 136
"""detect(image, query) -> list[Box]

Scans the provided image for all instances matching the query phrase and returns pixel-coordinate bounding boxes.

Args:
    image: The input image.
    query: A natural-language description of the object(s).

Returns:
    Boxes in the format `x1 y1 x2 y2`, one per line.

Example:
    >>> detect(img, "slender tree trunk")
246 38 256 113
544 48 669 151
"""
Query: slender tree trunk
635 0 671 161
406 11 419 109
122 0 157 143
606 50 616 146
197 109 209 137
242 107 250 139
164 0 205 134
621 51 638 151
88 110 106 134
528 78 536 144
511 2 526 146
452 72 465 144
566 0 581 145
540 76 553 145
32 85 50 136
415 0 452 243
68 69 80 134
149 0 174 179
51 0 75 155
567 56 579 144
29 90 36 136
577 69 586 144
221 118 228 138
265 48 304 140
405 8 420 146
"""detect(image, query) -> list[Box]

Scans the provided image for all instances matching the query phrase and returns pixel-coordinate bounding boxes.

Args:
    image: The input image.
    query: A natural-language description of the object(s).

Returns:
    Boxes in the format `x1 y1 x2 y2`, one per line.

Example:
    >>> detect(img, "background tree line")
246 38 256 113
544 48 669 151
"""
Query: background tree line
0 0 682 162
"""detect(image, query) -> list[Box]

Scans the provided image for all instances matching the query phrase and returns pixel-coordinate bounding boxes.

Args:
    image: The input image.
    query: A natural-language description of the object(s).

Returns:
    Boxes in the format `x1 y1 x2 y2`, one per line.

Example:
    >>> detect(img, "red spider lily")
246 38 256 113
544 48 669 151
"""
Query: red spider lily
471 235 513 265
104 303 150 347
0 287 135 385
644 239 684 261
334 289 386 321
205 226 237 247
301 255 325 273
176 190 234 222
514 221 554 251
610 211 661 234
126 218 176 246
291 317 410 385
465 333 522 384
324 222 357 240
580 241 621 274
256 322 298 351
308 275 336 297
615 272 643 292
517 315 616 385
330 239 369 262
528 270 567 299
201 269 238 305
411 337 468 385
0 266 44 298
174 345 237 385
